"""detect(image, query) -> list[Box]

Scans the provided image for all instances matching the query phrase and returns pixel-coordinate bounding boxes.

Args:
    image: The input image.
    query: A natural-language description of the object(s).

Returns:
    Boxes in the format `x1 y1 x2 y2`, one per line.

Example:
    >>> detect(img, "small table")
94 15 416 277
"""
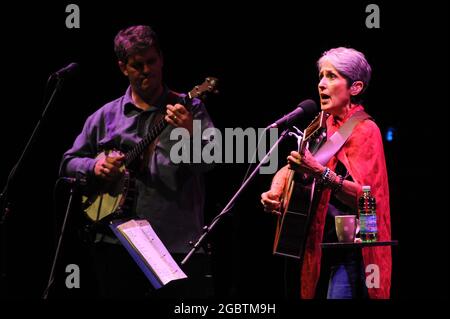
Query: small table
321 240 398 249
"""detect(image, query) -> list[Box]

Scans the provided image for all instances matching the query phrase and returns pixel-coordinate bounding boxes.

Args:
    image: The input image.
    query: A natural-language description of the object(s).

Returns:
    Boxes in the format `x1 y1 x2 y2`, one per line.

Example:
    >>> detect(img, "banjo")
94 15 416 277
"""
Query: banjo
81 77 219 223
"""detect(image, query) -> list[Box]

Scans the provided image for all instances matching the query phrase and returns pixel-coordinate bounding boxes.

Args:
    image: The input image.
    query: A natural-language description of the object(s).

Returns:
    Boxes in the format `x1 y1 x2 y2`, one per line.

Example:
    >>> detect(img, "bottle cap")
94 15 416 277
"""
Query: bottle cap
362 185 371 192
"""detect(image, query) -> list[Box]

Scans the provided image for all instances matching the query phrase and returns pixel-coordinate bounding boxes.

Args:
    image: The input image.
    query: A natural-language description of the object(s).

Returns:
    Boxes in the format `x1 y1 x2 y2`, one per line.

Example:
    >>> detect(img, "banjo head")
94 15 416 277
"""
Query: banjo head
82 150 129 222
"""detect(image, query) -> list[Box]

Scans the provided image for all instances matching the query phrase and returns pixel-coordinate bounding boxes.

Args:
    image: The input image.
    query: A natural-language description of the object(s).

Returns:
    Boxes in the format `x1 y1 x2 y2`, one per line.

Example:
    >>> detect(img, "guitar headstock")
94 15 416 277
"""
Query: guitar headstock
188 77 219 100
303 111 327 141
297 111 327 153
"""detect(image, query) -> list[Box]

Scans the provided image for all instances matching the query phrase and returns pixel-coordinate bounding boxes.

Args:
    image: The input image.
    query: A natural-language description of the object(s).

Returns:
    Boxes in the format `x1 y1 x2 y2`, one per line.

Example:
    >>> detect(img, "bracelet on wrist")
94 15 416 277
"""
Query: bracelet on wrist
318 167 343 193
332 174 344 193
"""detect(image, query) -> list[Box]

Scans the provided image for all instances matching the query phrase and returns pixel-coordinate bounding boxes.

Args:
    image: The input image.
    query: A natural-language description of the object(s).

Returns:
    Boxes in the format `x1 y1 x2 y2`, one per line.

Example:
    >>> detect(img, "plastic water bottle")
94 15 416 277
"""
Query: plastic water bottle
358 186 378 242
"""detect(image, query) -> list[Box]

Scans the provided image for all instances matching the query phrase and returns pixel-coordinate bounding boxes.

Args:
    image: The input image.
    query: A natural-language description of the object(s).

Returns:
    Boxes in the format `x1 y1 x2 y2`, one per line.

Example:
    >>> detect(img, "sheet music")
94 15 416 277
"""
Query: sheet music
136 219 187 281
117 219 187 285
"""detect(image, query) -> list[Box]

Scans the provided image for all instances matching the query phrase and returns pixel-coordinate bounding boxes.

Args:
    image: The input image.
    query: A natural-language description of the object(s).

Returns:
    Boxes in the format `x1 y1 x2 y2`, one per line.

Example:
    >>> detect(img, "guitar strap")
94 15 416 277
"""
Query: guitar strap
314 110 372 165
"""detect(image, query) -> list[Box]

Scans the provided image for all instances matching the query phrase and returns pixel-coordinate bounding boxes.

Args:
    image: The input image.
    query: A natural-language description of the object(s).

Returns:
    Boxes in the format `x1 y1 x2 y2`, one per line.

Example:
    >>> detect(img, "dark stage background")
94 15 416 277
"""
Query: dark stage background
0 1 448 301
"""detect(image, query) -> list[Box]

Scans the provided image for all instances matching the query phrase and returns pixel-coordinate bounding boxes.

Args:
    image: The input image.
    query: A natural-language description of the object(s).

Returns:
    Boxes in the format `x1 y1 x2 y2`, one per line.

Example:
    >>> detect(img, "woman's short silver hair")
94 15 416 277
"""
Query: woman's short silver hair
317 47 372 98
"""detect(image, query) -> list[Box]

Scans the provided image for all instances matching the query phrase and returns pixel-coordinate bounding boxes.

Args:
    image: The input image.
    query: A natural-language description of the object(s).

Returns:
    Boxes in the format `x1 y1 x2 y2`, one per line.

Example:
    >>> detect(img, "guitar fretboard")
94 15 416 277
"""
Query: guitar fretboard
299 111 327 154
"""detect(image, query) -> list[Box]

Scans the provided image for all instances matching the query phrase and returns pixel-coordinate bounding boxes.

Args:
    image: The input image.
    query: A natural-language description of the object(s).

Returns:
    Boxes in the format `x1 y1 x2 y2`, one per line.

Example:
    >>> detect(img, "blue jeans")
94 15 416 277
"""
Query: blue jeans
327 260 369 299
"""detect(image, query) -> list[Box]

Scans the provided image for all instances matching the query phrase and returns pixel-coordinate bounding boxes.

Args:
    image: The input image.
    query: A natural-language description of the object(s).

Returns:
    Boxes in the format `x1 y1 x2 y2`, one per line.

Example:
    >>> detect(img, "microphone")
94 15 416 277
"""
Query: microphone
269 99 318 129
60 176 87 186
52 62 79 79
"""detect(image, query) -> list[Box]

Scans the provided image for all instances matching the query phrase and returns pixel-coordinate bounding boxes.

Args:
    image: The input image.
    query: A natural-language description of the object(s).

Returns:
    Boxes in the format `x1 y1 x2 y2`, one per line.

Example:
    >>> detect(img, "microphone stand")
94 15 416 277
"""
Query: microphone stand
181 128 290 266
42 180 76 299
0 74 64 297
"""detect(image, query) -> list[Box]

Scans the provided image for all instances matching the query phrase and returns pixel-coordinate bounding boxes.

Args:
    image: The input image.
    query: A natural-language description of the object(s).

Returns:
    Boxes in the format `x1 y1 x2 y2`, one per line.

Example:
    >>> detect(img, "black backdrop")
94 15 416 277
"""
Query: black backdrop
0 1 448 301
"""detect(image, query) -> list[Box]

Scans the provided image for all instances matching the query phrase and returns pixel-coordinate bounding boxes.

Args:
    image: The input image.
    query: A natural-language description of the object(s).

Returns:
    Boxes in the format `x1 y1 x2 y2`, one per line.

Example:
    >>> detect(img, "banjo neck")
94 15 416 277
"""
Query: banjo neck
123 77 218 167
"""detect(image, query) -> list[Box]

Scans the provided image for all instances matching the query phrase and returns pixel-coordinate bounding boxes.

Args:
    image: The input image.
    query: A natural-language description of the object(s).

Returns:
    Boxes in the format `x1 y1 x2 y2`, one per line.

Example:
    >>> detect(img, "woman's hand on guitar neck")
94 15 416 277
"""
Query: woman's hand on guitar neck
94 153 125 181
287 149 324 178
261 191 282 216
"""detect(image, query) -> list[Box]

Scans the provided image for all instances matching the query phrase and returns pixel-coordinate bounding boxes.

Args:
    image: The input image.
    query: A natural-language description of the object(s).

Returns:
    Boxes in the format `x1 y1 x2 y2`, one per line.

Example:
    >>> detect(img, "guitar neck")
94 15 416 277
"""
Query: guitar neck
298 111 327 154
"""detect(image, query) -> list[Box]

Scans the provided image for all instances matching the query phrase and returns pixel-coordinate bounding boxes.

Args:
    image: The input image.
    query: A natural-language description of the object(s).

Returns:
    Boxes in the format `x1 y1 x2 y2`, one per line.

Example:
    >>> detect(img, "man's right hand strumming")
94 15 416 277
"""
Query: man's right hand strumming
94 154 125 181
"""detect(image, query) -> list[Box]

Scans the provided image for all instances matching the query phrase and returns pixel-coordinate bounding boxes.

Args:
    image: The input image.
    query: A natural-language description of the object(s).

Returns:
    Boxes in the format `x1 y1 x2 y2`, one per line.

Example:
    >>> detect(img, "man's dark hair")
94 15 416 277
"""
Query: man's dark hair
114 25 161 63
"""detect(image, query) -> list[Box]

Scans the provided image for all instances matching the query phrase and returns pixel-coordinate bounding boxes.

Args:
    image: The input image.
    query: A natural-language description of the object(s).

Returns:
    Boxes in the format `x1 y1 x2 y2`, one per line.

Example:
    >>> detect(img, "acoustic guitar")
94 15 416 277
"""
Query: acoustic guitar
273 111 327 259
81 77 219 223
